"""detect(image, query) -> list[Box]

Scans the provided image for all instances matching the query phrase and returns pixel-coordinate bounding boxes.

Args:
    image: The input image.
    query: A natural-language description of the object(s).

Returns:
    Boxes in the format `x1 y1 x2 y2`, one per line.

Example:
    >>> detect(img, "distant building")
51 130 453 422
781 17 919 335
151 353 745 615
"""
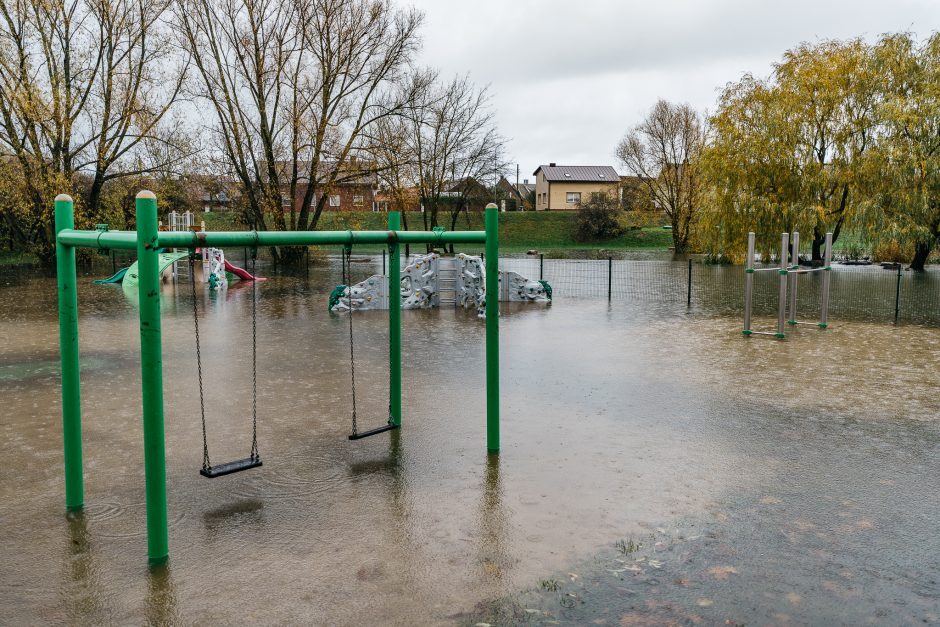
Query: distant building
533 164 620 210
267 158 380 212
497 176 535 210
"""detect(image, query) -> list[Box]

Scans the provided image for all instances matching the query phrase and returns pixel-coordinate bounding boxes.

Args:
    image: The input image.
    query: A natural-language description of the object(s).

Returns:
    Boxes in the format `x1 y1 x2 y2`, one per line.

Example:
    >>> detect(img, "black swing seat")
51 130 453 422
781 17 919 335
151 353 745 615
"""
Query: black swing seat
348 422 400 441
200 456 263 478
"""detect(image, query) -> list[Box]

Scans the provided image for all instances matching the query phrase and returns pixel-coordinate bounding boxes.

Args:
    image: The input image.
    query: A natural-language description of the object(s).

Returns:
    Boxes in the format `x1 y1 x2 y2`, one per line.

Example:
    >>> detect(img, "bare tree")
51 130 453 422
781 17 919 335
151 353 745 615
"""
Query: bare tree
410 76 505 236
617 100 705 254
177 0 423 264
0 0 187 260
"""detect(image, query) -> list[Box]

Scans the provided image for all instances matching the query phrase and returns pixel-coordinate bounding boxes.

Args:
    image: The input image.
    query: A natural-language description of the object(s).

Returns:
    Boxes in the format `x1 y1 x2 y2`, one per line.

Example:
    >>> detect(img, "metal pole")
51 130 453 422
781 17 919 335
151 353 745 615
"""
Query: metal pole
788 231 799 325
388 211 402 427
687 258 692 307
539 253 544 281
55 194 84 512
135 190 169 565
111 250 116 275
485 203 500 453
820 232 833 328
776 232 789 339
893 264 901 325
608 257 613 301
743 232 755 335
382 249 386 275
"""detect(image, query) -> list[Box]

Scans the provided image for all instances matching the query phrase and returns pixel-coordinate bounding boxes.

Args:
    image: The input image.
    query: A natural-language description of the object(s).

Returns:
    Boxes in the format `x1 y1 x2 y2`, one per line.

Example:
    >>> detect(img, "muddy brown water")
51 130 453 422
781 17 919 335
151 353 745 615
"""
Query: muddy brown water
1 258 938 625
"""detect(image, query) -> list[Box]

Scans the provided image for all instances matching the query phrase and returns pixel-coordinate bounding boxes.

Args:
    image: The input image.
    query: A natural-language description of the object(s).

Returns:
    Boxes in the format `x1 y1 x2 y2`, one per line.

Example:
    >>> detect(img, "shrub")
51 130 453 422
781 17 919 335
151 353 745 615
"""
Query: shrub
574 196 629 242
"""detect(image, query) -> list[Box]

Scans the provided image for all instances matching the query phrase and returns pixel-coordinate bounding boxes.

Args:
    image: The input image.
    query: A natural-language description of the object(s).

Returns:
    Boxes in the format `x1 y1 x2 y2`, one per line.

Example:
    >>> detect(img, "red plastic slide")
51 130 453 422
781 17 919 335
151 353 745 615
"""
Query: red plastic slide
224 259 266 281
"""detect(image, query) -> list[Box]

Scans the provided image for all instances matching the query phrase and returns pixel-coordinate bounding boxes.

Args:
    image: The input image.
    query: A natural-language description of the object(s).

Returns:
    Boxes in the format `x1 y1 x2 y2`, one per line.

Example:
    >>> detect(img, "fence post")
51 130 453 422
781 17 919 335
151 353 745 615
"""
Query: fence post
894 265 902 324
539 253 544 281
608 257 613 301
687 258 692 307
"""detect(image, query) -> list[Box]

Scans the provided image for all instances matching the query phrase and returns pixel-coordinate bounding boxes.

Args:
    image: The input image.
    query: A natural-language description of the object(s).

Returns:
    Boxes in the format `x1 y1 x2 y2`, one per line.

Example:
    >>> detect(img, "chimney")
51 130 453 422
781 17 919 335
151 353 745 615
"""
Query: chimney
523 179 528 184
549 162 556 167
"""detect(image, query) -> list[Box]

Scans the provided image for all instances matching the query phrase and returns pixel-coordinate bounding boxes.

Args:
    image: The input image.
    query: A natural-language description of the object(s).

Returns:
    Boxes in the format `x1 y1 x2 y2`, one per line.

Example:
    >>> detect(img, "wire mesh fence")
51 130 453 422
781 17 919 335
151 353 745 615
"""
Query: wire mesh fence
496 254 940 327
98 242 940 327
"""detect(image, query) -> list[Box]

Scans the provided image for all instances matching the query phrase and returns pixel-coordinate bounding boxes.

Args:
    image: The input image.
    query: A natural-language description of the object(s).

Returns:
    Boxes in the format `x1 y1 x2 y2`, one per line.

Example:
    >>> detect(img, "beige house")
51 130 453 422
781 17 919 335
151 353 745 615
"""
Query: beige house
533 164 620 210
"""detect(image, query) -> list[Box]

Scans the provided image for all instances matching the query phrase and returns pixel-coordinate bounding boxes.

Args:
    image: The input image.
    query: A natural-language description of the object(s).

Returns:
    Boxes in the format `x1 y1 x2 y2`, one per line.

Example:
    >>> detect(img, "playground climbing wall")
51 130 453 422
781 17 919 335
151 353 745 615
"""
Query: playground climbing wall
331 253 551 313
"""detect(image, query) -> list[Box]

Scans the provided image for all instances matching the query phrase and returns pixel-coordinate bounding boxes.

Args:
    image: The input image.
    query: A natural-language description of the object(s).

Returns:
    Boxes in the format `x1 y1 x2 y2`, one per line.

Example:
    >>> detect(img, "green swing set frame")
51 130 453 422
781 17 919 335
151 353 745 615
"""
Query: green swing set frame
55 191 501 564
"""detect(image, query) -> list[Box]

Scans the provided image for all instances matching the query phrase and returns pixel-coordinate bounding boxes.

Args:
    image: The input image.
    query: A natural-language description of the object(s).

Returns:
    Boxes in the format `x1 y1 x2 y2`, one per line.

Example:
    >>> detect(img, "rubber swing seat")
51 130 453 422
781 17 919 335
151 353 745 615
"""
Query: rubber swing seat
200 456 263 478
348 423 400 441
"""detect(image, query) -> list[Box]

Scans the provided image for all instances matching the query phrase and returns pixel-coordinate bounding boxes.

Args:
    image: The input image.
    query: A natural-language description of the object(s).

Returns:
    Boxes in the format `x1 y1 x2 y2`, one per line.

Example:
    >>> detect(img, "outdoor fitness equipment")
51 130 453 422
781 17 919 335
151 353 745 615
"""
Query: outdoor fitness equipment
743 230 832 339
55 191 500 564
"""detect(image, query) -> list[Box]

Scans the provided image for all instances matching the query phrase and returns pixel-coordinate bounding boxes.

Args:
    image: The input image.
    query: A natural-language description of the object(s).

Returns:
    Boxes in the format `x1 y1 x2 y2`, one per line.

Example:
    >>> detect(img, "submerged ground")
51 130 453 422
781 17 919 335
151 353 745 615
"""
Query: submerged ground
1 258 938 625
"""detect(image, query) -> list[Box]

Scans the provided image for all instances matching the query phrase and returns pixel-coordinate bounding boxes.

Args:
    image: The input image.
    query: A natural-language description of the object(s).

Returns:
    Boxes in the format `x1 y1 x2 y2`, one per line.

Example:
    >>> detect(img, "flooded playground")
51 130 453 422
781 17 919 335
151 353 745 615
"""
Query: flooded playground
1 258 939 625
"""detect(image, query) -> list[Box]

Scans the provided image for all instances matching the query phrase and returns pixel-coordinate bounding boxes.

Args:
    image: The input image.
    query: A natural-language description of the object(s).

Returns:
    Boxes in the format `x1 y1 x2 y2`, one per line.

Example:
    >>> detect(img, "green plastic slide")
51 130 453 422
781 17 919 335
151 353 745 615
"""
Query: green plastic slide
94 267 129 284
121 252 189 291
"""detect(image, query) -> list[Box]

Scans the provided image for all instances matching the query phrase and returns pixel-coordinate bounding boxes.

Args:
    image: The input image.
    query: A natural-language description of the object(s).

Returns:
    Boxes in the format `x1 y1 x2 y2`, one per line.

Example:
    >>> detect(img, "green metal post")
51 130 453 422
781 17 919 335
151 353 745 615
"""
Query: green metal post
388 211 401 427
485 204 500 452
55 194 84 512
135 190 169 564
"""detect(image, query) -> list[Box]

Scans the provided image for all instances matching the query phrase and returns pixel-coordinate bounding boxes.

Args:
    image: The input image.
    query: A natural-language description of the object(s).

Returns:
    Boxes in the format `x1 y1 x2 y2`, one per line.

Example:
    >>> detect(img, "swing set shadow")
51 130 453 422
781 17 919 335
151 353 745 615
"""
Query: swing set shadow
54 190 502 565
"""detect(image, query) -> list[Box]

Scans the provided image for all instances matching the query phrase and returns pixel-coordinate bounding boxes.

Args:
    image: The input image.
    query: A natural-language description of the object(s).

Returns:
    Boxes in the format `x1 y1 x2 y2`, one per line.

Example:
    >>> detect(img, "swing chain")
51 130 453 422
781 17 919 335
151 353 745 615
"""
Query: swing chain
190 254 211 472
345 246 358 437
250 250 259 460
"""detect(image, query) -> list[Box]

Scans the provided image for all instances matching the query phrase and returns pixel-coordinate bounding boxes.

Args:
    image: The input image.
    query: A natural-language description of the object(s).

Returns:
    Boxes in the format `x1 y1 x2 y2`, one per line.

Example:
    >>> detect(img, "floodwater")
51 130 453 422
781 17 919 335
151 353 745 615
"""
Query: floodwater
1 256 939 625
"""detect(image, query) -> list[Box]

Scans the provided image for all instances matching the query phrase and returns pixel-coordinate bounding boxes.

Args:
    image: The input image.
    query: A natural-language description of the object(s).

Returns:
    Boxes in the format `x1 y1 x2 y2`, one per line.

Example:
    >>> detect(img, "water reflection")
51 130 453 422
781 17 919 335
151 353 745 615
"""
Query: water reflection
145 563 180 626
61 511 107 622
478 454 510 583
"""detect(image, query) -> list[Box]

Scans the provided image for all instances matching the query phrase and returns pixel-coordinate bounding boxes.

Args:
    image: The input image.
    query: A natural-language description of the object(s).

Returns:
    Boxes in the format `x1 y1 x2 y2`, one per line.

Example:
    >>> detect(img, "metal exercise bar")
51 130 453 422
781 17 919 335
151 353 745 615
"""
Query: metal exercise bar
776 232 789 339
788 231 800 325
819 232 833 328
743 231 755 335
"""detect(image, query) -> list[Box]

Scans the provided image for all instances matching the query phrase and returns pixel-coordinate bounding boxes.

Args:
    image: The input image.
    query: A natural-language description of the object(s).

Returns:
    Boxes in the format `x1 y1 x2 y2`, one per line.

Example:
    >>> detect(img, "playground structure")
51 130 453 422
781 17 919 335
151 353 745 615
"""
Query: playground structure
93 210 263 288
331 251 552 313
55 191 501 564
743 230 833 339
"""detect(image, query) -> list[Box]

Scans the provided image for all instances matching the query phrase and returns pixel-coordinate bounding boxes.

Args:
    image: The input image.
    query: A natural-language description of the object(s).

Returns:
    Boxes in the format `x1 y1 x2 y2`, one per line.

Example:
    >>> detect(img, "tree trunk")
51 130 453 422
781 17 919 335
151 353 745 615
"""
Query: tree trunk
671 216 687 254
911 241 932 272
400 210 410 258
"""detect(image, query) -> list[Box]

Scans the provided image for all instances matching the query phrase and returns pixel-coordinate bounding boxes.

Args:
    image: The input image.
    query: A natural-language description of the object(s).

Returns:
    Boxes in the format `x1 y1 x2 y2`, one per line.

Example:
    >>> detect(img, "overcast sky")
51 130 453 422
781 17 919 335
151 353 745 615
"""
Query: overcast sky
406 0 940 183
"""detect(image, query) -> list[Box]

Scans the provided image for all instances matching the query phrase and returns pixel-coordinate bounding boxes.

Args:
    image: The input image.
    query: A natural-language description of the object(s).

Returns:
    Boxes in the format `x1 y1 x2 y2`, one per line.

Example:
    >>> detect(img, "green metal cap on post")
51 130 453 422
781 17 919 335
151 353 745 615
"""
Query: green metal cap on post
55 193 84 512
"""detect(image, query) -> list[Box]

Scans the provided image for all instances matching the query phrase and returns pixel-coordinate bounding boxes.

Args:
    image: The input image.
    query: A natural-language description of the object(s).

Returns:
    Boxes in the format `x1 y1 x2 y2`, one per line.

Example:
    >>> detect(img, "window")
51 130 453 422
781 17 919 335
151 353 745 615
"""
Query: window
329 194 341 207
591 192 604 203
353 194 364 207
566 192 581 205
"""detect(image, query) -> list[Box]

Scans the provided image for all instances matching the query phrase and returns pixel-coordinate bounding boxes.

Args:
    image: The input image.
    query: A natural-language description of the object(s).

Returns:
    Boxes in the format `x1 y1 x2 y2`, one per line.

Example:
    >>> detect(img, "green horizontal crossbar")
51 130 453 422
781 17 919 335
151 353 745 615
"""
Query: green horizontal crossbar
57 230 139 250
57 228 487 250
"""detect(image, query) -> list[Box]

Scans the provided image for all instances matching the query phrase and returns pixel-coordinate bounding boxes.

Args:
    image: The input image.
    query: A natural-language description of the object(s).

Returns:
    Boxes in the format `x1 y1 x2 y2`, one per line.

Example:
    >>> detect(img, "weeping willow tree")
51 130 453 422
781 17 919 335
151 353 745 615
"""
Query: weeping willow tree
856 33 940 271
701 39 878 263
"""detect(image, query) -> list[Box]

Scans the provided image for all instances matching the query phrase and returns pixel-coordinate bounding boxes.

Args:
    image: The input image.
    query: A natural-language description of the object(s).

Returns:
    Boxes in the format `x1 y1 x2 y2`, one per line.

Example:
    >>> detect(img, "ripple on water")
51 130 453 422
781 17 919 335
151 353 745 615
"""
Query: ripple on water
226 451 350 500
91 503 187 539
